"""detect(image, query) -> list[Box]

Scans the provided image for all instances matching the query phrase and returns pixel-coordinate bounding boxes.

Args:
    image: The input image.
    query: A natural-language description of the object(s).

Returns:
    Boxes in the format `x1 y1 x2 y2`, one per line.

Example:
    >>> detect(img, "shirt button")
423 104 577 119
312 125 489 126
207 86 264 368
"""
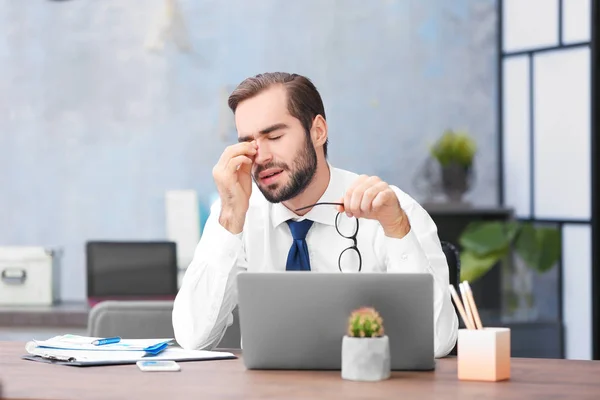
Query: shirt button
228 250 236 259
401 254 408 260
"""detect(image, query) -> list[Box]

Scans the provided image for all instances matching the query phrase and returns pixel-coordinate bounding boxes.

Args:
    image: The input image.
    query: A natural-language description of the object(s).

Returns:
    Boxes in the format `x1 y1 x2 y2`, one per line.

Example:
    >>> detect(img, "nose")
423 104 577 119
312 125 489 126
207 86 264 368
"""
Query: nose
254 140 273 165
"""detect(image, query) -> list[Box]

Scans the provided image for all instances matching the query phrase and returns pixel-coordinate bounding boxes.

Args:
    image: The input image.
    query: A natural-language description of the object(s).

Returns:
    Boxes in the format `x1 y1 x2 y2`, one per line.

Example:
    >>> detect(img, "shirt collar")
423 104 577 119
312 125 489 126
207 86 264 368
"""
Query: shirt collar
271 164 343 228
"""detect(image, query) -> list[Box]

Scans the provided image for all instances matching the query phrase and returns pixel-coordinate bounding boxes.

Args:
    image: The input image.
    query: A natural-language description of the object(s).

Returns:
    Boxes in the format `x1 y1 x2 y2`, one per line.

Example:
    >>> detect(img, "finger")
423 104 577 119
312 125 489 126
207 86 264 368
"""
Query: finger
335 197 345 213
349 176 381 217
225 155 253 175
218 142 257 167
344 175 369 216
349 186 367 218
238 157 253 176
372 188 398 210
360 182 387 213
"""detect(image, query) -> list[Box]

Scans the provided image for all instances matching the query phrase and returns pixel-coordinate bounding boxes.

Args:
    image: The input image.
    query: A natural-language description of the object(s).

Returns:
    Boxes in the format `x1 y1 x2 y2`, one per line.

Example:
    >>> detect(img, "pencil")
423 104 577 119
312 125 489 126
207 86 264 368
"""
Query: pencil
449 284 475 330
463 281 483 330
459 283 476 330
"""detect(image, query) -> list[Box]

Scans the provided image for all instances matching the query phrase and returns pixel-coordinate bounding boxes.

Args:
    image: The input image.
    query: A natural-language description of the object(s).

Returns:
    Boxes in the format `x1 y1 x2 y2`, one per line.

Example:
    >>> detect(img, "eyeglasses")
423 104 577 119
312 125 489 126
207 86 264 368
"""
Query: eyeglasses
295 202 362 272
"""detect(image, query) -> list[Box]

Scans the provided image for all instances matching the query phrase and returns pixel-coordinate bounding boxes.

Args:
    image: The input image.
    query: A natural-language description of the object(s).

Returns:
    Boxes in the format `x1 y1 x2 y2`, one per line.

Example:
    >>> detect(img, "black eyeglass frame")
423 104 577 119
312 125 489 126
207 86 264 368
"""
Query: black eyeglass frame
295 202 362 272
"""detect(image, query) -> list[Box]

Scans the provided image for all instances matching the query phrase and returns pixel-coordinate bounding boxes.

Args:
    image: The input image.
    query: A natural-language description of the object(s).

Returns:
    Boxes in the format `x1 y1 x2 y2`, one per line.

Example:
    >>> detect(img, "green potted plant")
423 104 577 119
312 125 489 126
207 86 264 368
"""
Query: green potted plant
341 307 390 382
458 221 561 317
430 129 477 203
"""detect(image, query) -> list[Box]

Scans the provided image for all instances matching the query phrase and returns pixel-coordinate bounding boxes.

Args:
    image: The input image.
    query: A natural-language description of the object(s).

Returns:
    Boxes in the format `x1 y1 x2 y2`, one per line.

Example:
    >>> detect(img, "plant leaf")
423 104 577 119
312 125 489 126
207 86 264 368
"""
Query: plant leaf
536 227 561 272
459 249 502 282
430 130 476 167
459 221 512 256
505 221 520 242
514 223 540 269
515 224 561 273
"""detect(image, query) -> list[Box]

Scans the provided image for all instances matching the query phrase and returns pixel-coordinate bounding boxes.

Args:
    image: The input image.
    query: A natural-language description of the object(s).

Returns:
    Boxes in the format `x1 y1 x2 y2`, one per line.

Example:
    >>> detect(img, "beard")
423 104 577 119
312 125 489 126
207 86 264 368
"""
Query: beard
253 135 318 203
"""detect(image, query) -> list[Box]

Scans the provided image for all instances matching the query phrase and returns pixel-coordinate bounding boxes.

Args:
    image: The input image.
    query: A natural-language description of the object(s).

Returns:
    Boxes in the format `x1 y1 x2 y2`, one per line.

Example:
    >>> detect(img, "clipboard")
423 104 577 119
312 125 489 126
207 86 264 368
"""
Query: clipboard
22 345 237 367
21 351 238 367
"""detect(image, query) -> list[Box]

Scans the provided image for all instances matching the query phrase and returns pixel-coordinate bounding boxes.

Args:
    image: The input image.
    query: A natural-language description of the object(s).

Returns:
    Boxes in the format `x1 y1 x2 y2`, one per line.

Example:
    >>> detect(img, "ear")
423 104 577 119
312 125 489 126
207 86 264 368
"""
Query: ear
310 115 328 148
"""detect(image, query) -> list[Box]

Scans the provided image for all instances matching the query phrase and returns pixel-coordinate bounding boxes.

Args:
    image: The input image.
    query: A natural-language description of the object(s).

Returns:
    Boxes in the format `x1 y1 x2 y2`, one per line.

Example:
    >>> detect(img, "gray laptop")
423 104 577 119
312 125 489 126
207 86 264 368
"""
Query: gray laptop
236 272 435 371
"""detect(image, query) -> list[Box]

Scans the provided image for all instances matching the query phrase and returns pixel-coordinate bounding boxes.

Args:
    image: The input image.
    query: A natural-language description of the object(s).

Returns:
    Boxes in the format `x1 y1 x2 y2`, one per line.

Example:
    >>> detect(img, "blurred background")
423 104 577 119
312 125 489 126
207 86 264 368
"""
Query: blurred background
0 0 597 362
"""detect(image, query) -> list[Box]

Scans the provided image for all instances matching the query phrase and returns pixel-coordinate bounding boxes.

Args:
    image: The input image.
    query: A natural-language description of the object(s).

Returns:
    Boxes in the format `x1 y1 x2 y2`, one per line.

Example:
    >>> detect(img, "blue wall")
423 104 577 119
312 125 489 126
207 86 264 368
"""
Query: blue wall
0 0 497 300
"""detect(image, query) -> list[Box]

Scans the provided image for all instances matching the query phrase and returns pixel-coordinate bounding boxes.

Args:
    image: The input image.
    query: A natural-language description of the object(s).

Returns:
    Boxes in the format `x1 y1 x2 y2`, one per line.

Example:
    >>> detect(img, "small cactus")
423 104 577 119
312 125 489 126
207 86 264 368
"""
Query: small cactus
347 307 384 338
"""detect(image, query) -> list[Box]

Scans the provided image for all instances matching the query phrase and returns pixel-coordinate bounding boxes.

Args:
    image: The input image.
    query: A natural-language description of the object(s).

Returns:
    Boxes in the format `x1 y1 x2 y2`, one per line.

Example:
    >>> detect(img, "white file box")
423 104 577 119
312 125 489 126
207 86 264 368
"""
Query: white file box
0 246 61 305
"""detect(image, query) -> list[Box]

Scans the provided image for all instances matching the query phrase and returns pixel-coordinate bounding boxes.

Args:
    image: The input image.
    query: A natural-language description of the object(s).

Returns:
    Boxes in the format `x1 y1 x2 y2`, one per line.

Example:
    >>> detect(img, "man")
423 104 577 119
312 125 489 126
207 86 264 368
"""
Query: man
172 72 458 358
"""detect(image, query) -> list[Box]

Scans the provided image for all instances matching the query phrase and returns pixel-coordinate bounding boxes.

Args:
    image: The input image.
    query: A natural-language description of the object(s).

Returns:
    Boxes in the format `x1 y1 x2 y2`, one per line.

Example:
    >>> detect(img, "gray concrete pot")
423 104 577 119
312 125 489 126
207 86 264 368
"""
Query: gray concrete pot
441 163 473 203
341 335 391 381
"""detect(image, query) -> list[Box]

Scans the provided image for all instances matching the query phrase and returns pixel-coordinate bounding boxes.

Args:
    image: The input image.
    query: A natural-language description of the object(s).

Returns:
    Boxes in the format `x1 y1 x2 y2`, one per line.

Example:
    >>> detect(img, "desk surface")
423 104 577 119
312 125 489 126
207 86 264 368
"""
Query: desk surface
1 342 599 400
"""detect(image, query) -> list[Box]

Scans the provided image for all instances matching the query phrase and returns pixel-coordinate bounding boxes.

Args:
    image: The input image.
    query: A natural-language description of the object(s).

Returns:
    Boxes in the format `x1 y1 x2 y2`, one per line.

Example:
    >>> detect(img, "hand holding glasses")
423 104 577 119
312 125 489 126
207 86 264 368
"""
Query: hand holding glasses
295 202 362 272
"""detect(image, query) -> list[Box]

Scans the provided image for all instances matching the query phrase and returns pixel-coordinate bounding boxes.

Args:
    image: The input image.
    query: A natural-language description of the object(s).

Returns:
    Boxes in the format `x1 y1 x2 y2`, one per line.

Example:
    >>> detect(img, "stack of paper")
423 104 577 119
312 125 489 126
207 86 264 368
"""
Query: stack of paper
24 335 237 367
30 334 173 354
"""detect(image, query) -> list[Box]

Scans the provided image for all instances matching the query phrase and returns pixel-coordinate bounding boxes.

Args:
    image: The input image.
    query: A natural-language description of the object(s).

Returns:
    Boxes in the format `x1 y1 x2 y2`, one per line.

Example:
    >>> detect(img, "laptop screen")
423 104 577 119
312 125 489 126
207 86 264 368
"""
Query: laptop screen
86 241 178 298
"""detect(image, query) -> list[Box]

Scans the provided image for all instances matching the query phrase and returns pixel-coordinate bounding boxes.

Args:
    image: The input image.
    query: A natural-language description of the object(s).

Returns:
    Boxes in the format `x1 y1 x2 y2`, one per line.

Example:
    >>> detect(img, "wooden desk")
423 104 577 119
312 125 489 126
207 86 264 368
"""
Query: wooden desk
1 342 599 400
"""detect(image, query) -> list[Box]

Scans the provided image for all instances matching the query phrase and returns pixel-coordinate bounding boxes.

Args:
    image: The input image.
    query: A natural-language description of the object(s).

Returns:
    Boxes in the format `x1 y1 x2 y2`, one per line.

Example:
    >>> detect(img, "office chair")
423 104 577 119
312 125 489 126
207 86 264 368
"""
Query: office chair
440 240 461 290
87 300 175 339
440 240 461 356
87 299 240 349
85 241 178 305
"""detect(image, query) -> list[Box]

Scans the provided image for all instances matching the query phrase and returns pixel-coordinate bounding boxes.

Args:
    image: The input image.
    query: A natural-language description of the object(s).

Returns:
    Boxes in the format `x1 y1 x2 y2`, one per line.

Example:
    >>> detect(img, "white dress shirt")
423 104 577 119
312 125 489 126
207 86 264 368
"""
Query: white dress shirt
172 165 459 358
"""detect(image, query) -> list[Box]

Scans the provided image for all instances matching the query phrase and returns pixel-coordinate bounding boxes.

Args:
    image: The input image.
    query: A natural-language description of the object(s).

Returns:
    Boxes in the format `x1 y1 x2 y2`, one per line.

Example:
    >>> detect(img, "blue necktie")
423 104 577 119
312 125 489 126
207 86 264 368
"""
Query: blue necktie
286 219 314 271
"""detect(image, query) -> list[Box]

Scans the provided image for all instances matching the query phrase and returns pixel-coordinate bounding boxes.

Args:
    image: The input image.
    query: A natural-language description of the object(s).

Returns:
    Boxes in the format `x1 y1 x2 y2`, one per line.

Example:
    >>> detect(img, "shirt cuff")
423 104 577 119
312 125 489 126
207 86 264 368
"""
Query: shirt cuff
202 220 245 274
383 228 431 274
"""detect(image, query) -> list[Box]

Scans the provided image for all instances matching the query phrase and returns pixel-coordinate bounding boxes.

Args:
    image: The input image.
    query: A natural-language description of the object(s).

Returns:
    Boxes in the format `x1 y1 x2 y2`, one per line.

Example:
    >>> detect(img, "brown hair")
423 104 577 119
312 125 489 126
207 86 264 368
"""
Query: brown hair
228 72 328 157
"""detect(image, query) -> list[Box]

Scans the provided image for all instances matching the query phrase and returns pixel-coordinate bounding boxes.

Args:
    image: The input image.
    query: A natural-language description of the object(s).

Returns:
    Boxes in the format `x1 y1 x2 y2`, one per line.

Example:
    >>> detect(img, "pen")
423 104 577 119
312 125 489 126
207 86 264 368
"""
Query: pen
92 337 121 346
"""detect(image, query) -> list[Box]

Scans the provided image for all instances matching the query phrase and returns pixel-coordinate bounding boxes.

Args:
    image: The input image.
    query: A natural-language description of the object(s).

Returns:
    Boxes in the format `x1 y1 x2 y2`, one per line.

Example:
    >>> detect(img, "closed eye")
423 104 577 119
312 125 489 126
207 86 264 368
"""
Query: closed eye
269 136 282 140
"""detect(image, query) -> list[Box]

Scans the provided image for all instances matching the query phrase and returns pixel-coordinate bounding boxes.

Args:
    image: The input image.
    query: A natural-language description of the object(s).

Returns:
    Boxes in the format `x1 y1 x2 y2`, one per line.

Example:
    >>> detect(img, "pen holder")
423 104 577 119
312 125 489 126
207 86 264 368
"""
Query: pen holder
457 327 510 382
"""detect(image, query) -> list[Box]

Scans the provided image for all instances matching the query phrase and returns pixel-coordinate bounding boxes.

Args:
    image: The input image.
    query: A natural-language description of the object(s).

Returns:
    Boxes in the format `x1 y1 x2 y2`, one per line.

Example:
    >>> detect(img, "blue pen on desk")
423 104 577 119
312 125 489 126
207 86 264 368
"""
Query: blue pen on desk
92 337 121 346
